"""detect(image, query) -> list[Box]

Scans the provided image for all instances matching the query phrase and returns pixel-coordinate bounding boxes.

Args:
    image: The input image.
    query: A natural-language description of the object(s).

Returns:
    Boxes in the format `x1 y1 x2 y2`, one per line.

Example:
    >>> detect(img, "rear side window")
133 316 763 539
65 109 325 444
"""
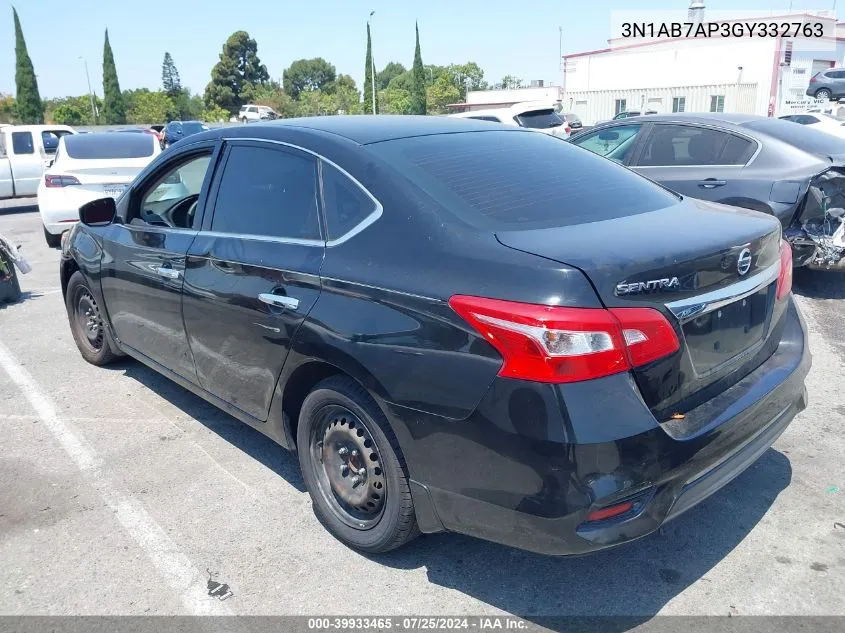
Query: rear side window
321 162 377 240
11 132 34 154
64 134 154 159
515 109 563 130
211 144 320 240
371 131 678 230
636 125 753 166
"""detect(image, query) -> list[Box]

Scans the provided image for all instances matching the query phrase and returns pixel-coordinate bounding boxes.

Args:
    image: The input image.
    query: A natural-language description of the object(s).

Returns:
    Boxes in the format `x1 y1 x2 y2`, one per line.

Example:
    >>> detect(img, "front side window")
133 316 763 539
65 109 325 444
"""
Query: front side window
710 95 725 112
321 162 377 240
469 116 501 122
132 152 213 228
41 131 60 155
11 132 34 154
211 144 320 241
571 124 642 163
636 125 753 167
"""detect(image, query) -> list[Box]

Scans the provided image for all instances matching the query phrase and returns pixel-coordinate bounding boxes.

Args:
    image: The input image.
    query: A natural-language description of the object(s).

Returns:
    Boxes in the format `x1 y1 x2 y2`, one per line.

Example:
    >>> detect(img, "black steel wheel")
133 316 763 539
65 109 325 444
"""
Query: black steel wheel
65 271 119 366
297 376 419 553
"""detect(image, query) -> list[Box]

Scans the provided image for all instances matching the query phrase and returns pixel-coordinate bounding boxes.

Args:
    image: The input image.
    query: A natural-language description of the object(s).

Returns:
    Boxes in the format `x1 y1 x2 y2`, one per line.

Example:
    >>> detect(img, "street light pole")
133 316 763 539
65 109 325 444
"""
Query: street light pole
368 11 377 115
79 57 97 123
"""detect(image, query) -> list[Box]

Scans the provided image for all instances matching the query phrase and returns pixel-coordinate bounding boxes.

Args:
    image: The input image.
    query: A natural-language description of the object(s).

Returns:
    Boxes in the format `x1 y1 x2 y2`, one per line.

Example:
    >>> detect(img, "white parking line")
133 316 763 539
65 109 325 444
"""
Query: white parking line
0 340 233 615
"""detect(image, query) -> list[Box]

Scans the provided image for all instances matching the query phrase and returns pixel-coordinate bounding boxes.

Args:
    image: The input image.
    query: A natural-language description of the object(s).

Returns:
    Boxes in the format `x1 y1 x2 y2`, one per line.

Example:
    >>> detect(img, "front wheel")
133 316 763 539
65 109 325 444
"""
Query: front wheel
65 271 120 365
815 88 833 100
297 376 419 553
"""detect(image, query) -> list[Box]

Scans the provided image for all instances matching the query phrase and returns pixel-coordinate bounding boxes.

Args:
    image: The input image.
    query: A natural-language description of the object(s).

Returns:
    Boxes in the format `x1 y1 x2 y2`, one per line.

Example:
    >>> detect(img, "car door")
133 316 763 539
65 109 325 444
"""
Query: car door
629 123 757 203
181 140 324 421
99 141 219 380
8 130 45 196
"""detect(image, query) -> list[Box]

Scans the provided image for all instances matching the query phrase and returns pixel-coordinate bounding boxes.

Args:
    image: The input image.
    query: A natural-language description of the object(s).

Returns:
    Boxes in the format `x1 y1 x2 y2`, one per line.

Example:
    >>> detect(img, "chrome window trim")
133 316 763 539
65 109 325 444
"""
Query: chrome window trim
220 136 384 247
666 260 780 321
199 230 323 247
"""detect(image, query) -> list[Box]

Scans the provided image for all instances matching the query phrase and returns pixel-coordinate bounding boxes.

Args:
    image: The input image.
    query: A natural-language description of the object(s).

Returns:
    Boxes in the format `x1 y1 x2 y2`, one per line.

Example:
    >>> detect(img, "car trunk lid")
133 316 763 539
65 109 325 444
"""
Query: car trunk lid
496 198 784 415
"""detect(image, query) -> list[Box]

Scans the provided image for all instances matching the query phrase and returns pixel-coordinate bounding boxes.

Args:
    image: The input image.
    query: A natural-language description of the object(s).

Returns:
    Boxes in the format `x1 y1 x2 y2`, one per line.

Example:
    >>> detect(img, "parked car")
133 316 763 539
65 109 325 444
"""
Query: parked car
239 104 278 123
779 112 845 139
61 116 808 556
561 112 583 130
449 102 571 138
569 113 845 270
161 120 209 149
38 132 160 247
805 68 845 100
0 124 77 199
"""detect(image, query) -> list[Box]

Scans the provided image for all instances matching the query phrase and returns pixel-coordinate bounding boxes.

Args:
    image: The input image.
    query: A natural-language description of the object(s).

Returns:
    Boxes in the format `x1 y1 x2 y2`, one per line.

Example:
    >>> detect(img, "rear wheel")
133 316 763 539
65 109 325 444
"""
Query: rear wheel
43 226 61 248
65 271 120 365
297 376 419 553
815 88 833 100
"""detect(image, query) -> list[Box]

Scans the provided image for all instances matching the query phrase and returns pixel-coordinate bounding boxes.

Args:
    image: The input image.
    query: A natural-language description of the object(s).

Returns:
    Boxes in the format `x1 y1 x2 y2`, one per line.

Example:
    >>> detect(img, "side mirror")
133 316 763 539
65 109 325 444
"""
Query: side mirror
79 197 116 226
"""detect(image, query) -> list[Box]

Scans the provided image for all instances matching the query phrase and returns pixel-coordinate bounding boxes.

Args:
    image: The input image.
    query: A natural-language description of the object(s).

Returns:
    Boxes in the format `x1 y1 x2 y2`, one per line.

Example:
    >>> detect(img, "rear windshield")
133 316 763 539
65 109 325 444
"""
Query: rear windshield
370 131 679 230
742 118 845 157
181 122 208 134
64 133 154 159
515 109 563 129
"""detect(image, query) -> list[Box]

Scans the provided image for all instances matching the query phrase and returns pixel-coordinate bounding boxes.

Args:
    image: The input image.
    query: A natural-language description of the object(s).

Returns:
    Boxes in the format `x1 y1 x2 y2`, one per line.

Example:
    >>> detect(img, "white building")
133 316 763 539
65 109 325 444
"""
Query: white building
447 83 562 112
562 8 845 124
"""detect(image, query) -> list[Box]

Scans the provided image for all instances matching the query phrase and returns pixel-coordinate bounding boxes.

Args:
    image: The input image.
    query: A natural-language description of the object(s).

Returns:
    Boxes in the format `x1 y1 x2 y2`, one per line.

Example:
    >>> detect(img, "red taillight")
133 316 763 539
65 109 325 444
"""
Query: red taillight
810 74 819 83
776 239 793 300
586 501 634 522
44 174 81 188
448 296 679 383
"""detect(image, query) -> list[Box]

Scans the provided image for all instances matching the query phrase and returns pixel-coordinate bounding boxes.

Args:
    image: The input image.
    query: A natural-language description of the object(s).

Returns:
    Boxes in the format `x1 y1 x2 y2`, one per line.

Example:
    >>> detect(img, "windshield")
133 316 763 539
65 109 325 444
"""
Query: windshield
742 118 845 156
63 133 154 159
370 131 679 230
515 109 563 129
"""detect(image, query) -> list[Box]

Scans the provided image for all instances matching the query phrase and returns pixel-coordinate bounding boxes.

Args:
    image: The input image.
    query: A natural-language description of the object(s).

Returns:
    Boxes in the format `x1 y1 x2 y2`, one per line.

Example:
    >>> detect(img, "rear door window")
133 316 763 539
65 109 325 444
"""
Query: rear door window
370 130 678 230
514 109 563 130
320 162 377 241
635 125 754 166
570 124 643 163
11 132 34 155
211 144 320 240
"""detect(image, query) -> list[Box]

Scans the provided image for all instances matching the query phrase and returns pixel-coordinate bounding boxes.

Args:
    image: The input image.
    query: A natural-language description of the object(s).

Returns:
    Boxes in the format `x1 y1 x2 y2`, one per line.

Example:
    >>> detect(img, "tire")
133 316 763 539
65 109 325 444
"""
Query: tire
43 226 61 248
65 271 120 366
297 376 420 554
815 88 832 101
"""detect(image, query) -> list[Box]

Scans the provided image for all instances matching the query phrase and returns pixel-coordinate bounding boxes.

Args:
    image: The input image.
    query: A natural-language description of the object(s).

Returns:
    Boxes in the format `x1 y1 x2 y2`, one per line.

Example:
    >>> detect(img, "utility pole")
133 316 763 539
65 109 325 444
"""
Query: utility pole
79 57 97 123
368 11 377 115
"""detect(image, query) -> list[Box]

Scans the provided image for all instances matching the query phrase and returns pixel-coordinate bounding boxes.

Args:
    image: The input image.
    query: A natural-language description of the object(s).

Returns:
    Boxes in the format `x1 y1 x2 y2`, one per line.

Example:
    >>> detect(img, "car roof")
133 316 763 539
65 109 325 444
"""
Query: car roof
618 112 764 125
205 115 527 145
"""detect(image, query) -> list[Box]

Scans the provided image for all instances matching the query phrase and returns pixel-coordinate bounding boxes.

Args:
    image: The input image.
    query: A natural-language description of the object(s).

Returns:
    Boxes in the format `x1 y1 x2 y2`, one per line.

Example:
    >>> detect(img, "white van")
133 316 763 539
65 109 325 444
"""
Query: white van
0 124 77 199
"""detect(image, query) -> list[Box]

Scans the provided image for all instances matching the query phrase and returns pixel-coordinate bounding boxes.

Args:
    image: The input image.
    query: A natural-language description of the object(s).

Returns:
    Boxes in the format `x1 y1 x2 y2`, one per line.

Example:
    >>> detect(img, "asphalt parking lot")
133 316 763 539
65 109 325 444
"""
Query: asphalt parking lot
0 199 843 624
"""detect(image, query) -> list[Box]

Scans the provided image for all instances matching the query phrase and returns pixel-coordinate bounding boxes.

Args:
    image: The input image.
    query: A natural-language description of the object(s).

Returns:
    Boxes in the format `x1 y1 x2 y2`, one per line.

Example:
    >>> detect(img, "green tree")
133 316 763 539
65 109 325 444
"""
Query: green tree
0 93 16 124
379 87 411 114
12 8 44 124
494 75 523 90
426 76 461 114
127 91 174 124
102 29 126 124
44 95 101 126
201 104 230 123
376 62 406 91
447 62 487 100
249 81 298 118
51 104 86 126
161 52 181 96
409 22 427 115
283 58 336 100
363 22 378 114
204 30 269 114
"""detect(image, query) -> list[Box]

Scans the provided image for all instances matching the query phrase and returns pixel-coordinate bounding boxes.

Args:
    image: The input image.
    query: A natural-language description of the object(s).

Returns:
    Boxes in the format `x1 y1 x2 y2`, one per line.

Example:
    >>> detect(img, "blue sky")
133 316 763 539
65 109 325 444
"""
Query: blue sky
3 0 839 99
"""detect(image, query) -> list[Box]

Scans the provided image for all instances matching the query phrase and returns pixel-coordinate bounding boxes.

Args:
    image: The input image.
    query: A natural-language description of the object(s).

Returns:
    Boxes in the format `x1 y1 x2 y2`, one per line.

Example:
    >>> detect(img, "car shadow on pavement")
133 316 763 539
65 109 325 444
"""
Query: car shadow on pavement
793 268 845 300
374 449 792 631
0 203 38 216
112 361 306 492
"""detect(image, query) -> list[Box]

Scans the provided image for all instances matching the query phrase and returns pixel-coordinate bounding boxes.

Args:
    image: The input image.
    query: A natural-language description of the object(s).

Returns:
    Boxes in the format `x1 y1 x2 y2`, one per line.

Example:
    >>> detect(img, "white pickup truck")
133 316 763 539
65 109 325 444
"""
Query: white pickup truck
0 124 77 199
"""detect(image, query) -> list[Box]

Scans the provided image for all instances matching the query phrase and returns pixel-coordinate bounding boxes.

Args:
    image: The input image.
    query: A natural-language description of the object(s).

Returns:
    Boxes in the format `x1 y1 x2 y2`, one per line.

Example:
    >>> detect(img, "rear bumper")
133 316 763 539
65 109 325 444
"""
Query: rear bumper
397 297 810 556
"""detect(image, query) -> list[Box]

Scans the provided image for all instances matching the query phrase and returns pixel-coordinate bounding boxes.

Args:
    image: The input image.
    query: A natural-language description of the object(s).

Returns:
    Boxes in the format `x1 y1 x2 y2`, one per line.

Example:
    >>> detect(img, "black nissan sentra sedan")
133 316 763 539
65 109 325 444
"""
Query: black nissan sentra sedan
60 116 810 556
